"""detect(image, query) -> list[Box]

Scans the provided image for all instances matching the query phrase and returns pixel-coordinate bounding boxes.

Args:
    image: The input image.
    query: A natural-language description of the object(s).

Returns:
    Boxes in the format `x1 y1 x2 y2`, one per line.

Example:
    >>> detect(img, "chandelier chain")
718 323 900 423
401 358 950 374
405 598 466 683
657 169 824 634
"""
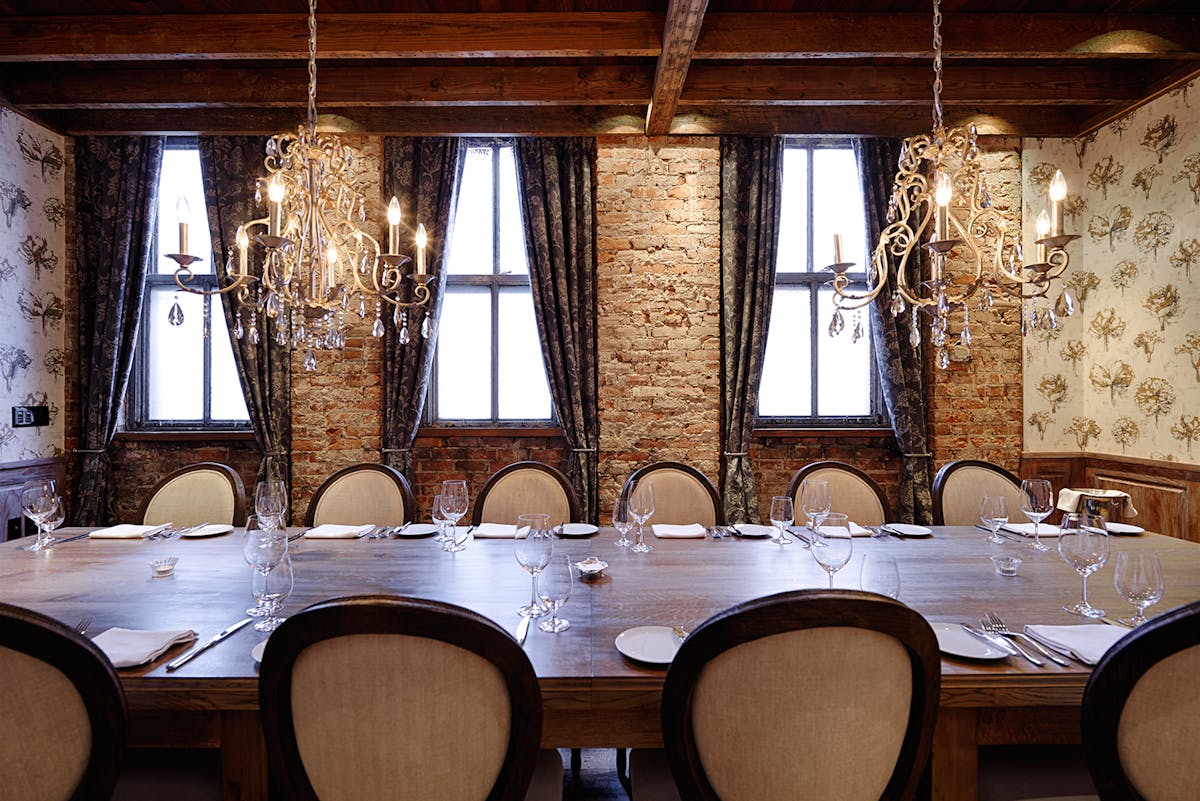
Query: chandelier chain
307 0 318 133
931 0 944 130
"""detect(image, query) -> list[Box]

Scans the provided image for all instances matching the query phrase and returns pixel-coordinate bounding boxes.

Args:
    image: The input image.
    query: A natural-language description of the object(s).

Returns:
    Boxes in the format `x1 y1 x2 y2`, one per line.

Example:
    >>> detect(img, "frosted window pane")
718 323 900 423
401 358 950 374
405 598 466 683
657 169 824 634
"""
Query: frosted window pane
812 149 867 271
147 288 203 420
156 149 213 275
776 148 809 273
498 289 551 420
817 288 871 416
210 300 250 422
437 289 492 419
498 147 528 276
445 148 494 275
758 286 812 417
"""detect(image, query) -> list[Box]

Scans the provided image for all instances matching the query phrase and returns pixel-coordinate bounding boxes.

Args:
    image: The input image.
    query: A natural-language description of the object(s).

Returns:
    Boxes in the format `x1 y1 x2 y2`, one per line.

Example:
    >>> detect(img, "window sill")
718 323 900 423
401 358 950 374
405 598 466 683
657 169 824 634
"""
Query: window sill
114 430 256 443
416 425 563 440
752 427 894 440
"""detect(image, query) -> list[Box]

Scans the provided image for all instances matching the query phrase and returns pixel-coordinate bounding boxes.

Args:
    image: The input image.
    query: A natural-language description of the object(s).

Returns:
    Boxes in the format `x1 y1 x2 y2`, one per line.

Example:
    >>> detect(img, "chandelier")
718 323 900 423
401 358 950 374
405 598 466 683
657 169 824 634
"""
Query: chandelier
826 0 1078 369
166 0 433 372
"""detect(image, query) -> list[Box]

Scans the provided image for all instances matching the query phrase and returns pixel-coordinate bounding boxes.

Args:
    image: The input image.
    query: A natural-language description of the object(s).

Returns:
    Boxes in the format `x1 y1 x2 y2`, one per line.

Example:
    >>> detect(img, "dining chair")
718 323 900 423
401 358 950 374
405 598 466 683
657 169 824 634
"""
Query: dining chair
258 594 561 801
141 461 247 527
787 460 891 526
631 589 940 801
305 463 416 527
0 602 128 801
472 461 580 527
931 459 1023 526
621 462 724 527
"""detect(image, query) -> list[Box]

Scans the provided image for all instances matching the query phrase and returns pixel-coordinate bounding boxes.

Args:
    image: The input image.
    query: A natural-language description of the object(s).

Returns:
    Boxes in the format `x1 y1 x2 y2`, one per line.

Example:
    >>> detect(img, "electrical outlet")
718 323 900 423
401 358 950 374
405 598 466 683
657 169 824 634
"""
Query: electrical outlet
12 405 50 427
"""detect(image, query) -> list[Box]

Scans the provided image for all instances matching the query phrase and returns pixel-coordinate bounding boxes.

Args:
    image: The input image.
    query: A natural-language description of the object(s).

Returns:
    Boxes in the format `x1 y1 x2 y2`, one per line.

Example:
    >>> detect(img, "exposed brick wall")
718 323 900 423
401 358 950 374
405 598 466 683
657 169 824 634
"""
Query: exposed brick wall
108 438 260 523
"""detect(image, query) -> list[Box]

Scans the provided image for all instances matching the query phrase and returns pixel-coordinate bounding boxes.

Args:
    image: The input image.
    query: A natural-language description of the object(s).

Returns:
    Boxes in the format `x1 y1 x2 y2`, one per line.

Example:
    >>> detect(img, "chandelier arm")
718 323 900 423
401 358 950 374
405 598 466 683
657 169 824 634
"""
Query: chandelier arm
172 269 248 296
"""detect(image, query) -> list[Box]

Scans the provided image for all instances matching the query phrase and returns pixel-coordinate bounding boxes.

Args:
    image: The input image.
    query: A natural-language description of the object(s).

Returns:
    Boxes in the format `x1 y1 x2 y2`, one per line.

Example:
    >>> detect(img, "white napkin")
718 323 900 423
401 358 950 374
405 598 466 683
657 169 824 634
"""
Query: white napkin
474 523 518 538
1024 624 1128 665
93 627 197 668
814 522 873 538
1001 522 1063 538
90 524 165 539
304 524 372 539
652 523 706 538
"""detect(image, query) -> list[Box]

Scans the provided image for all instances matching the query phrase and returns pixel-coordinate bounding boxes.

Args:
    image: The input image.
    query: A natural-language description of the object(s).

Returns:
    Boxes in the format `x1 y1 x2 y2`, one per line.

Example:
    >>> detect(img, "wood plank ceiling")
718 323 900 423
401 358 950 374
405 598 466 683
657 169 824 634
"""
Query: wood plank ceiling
0 1 1198 138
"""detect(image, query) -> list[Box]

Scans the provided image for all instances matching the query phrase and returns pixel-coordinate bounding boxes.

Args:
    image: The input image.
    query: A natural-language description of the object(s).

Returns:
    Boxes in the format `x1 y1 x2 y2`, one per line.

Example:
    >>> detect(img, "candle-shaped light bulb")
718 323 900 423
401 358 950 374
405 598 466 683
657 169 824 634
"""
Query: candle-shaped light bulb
935 173 953 207
415 223 428 275
267 174 286 203
1048 169 1067 236
1035 209 1051 264
267 174 285 237
1049 170 1068 202
934 172 952 241
175 196 190 255
326 243 338 287
832 233 844 264
386 196 402 254
236 226 249 275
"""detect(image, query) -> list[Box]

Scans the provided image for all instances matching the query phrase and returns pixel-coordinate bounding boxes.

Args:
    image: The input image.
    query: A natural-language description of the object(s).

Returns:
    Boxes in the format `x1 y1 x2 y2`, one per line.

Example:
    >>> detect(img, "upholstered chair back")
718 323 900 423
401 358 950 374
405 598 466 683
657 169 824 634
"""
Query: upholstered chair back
306 464 414 527
142 461 245 527
473 462 579 527
623 463 723 527
787 461 890 526
932 460 1023 526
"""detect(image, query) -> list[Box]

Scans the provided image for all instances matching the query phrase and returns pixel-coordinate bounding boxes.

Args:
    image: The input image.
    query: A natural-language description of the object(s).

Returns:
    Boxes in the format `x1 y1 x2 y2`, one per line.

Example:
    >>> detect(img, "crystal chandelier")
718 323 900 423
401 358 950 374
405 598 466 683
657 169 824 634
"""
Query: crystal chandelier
826 0 1078 369
166 0 433 372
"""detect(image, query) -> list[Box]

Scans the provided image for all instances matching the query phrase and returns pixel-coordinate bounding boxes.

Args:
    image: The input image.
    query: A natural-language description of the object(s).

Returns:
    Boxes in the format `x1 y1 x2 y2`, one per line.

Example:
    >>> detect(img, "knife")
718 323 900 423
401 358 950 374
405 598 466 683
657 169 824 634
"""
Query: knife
47 531 91 547
166 618 254 671
515 615 531 647
960 623 1018 656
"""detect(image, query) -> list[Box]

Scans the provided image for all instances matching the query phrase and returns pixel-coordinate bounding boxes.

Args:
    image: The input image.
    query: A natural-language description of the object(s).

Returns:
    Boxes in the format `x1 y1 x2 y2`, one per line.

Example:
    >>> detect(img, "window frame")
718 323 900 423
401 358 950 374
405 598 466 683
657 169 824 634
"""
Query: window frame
756 138 885 430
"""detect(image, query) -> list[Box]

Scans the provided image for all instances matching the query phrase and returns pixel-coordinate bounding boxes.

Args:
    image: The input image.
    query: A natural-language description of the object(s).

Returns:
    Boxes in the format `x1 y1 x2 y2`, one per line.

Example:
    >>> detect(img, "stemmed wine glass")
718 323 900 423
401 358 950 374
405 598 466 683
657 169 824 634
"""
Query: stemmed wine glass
800 479 830 550
811 513 853 587
537 556 574 633
1020 478 1054 552
1058 512 1110 618
243 516 288 618
252 554 293 632
629 482 655 554
440 480 469 552
612 497 634 549
20 479 60 551
1114 551 1164 626
979 495 1009 545
432 494 450 543
515 514 553 618
769 495 795 546
255 479 287 533
860 554 900 599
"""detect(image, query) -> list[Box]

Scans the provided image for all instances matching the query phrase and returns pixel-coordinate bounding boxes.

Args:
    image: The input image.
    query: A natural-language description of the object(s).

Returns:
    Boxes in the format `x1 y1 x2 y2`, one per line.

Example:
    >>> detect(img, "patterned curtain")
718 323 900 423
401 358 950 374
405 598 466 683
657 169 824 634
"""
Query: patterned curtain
380 138 463 484
718 137 782 524
515 138 601 524
854 138 934 524
72 136 165 525
198 137 292 504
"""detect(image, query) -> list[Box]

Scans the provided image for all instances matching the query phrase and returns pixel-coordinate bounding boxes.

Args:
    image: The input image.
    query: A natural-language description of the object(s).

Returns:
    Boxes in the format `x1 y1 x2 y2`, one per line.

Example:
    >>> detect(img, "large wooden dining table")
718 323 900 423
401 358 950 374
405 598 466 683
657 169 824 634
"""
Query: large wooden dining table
2 524 1198 801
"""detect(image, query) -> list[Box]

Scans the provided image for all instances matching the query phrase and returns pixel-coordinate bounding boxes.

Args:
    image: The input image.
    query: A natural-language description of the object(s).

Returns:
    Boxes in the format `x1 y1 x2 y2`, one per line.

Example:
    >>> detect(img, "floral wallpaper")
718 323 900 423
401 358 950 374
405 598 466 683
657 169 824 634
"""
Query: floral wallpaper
1023 78 1200 463
0 107 65 463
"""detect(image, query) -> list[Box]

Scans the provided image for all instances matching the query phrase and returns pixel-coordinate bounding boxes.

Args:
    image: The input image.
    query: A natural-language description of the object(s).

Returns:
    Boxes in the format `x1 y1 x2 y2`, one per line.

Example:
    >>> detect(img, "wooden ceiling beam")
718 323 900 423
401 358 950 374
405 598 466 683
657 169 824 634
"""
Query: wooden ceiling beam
645 0 709 135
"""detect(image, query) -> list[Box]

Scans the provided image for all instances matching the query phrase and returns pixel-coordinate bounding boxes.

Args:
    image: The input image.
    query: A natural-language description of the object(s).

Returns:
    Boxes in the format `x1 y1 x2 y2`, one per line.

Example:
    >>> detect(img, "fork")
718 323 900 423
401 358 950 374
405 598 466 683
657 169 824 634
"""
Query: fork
73 616 93 635
981 613 1067 667
978 615 1043 666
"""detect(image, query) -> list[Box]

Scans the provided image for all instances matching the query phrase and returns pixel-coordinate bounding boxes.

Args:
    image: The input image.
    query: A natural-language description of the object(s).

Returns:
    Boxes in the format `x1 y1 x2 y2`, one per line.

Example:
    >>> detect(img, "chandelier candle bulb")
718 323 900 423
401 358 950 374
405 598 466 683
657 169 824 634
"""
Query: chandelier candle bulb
934 173 952 242
833 233 844 264
1035 210 1051 264
387 197 402 255
267 174 285 237
176 196 190 255
416 224 428 275
1049 170 1068 237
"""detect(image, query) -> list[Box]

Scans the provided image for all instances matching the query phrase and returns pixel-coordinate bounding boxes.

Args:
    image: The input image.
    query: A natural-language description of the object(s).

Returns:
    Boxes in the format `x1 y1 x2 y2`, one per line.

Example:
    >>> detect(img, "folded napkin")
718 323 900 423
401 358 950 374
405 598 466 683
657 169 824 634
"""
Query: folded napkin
652 523 706 538
1024 624 1128 665
304 524 372 539
90 524 165 539
814 522 873 538
1057 488 1138 518
475 523 518 538
1001 522 1063 538
93 627 197 668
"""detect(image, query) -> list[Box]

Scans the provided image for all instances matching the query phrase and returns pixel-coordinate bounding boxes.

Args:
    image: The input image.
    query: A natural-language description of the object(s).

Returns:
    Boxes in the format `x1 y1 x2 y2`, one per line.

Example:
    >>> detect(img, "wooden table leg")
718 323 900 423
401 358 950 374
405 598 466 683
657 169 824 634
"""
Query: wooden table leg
219 711 268 801
932 707 978 801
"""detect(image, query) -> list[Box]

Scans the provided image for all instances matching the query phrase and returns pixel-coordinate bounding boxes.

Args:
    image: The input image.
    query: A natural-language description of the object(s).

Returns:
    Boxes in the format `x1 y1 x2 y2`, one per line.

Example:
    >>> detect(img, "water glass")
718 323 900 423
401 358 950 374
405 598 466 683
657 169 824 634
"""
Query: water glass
629 481 655 554
1114 551 1164 626
255 479 287 531
515 514 553 618
860 554 900 599
1020 478 1054 552
1058 512 1109 618
812 512 853 587
432 494 450 542
252 555 293 632
979 495 1009 544
537 556 574 633
20 479 58 551
799 479 831 551
769 495 795 546
440 480 469 552
612 497 633 549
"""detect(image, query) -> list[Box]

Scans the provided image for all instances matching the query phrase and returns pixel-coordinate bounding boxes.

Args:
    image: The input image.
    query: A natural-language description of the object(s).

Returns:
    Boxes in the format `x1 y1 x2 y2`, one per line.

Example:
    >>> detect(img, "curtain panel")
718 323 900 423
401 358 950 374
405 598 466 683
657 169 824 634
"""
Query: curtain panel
854 138 934 524
198 137 293 505
72 136 165 525
718 137 783 524
380 138 463 486
515 138 601 524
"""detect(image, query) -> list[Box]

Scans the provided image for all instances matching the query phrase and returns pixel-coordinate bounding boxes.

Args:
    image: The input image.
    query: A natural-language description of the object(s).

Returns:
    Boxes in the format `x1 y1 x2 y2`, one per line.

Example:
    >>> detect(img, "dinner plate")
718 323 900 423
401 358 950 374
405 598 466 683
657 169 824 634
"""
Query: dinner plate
884 523 932 538
732 524 774 538
181 523 235 538
931 622 1008 660
396 523 438 537
1105 522 1145 535
559 523 599 537
615 626 680 665
251 640 267 663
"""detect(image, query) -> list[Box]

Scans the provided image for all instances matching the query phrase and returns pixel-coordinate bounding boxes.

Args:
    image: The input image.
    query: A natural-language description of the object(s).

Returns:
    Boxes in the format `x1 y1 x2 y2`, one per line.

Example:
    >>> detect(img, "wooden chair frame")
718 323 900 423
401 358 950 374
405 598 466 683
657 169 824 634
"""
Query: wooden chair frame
471 460 581 526
620 461 725 526
931 459 1021 526
304 462 416 526
0 602 128 801
661 590 940 801
140 460 247 526
1081 600 1200 800
786 460 892 522
259 594 543 801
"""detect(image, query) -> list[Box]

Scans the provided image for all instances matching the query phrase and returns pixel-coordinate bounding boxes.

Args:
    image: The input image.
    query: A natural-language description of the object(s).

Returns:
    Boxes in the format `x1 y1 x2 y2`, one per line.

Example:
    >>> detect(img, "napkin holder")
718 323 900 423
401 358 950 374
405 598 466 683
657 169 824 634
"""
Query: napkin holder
1056 488 1137 523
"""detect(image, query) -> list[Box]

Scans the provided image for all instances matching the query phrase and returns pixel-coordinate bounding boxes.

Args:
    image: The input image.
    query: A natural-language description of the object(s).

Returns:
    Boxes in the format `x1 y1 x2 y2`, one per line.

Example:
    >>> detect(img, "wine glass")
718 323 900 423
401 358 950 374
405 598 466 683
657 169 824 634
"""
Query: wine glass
441 480 469 547
1114 551 1164 627
628 481 655 554
432 494 451 543
1058 512 1110 618
243 517 287 617
799 479 831 550
860 553 900 599
20 479 58 551
612 497 634 549
255 480 287 532
979 495 1009 545
252 554 293 632
1020 478 1054 552
537 556 574 633
769 495 795 546
811 512 853 587
515 514 553 618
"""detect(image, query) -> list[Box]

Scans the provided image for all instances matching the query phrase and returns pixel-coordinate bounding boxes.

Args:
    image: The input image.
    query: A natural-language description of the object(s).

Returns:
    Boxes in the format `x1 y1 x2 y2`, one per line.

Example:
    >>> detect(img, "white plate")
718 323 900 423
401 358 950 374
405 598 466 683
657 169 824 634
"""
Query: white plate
397 523 438 537
615 626 680 665
181 523 235 538
732 524 774 538
560 523 599 537
1105 522 1145 535
931 622 1008 660
251 640 267 663
884 523 932 538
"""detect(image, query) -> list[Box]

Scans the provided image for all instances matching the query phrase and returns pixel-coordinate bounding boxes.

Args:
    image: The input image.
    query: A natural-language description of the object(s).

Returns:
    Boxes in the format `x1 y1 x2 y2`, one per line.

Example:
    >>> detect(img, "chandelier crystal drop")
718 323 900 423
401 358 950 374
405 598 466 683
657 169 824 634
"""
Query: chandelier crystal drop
165 0 434 371
824 0 1079 368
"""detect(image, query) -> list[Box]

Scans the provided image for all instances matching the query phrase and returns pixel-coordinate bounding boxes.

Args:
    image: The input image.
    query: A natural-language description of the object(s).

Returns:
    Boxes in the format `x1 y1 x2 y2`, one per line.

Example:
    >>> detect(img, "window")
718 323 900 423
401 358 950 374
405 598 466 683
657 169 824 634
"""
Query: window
757 142 882 426
126 142 250 430
431 142 553 424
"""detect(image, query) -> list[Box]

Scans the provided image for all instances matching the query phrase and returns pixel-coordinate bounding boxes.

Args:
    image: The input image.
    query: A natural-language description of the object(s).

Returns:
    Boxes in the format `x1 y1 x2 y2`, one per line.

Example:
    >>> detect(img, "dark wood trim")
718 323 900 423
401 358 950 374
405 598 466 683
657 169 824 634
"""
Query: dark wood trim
416 426 564 440
258 594 542 801
304 462 417 527
113 430 256 443
785 460 892 522
621 461 725 526
931 459 1022 527
752 427 895 440
138 461 247 527
472 460 581 526
645 0 709 135
660 589 939 801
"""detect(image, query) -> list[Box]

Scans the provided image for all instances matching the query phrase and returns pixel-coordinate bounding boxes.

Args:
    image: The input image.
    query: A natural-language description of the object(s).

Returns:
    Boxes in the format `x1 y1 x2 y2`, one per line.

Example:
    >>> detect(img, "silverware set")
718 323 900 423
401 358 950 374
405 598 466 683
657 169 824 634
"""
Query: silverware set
962 612 1075 667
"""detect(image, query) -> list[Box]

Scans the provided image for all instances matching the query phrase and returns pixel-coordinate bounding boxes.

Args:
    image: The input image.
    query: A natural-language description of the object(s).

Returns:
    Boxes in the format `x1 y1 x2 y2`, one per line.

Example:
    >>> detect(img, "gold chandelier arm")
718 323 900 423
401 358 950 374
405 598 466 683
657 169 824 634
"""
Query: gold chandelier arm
173 267 247 296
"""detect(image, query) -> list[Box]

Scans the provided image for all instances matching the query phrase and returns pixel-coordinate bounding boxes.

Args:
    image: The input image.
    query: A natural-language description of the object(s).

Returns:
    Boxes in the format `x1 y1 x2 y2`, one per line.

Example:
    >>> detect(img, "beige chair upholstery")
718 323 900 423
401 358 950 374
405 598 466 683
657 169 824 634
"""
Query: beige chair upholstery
622 463 723 527
141 462 245 527
473 462 580 527
787 461 890 526
932 460 1023 526
305 463 414 527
